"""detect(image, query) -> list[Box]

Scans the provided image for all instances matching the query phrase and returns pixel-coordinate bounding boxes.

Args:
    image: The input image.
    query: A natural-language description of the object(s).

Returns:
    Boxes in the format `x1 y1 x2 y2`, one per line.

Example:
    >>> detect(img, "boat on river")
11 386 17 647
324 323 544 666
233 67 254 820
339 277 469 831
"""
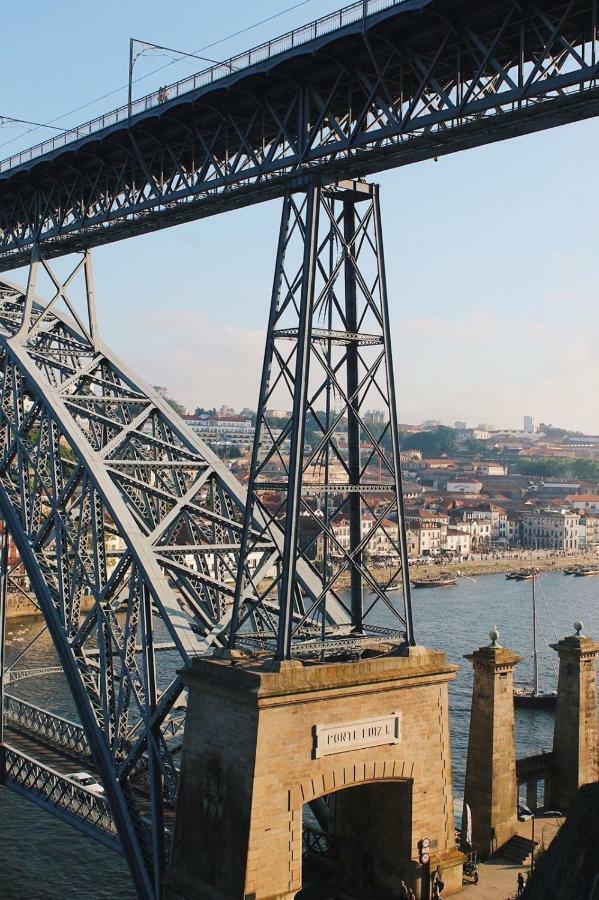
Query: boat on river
514 568 539 581
505 571 520 580
411 574 457 588
573 566 599 577
513 569 557 710
382 582 402 592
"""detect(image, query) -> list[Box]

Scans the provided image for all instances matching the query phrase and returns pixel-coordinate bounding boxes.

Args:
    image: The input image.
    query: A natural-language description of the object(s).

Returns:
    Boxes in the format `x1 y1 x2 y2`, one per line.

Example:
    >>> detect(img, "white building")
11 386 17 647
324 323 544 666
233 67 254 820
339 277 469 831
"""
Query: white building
474 461 507 476
523 415 535 433
521 509 579 551
446 481 483 495
579 515 599 549
323 515 400 561
404 510 448 556
443 528 471 556
565 494 599 513
183 413 254 448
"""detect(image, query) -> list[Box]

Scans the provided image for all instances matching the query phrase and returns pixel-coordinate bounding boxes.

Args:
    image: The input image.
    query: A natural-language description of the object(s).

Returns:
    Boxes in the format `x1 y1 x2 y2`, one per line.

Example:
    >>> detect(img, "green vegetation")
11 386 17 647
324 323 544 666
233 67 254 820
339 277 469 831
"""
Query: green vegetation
512 456 599 481
152 385 186 417
401 426 458 458
538 422 583 439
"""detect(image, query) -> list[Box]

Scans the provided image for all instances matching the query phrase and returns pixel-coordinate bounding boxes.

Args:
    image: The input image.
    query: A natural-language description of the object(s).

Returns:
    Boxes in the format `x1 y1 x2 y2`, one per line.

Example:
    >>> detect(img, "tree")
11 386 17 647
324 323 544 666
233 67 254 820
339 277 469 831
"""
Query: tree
152 385 186 417
402 426 458 458
512 456 599 481
538 423 582 439
165 396 186 417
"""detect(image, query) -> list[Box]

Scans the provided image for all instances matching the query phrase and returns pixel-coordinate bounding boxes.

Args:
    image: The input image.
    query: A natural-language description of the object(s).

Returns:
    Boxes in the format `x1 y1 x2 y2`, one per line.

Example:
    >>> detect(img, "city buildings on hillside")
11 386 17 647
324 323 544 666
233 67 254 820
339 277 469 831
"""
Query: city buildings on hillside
183 412 253 449
446 480 483 495
564 494 599 512
448 508 492 550
579 515 599 549
521 508 579 551
174 402 599 558
473 461 508 476
314 514 400 564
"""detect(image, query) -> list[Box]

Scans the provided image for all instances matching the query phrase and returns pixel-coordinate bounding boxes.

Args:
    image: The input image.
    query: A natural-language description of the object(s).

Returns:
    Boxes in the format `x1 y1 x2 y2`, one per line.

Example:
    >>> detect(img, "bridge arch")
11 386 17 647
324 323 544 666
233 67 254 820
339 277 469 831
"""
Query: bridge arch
0 270 347 900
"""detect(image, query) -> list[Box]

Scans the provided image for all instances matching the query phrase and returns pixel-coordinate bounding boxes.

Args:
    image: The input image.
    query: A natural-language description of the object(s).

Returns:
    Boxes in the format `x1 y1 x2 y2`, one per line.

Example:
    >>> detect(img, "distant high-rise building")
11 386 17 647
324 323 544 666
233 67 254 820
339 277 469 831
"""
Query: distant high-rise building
523 415 535 434
477 423 494 432
454 421 467 430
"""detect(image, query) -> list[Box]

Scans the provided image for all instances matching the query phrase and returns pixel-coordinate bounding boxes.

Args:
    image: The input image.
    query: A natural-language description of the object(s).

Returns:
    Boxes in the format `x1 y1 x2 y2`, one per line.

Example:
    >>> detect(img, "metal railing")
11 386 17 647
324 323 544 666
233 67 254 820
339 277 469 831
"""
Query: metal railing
4 693 90 758
4 744 117 839
5 665 63 684
0 0 405 174
303 826 337 859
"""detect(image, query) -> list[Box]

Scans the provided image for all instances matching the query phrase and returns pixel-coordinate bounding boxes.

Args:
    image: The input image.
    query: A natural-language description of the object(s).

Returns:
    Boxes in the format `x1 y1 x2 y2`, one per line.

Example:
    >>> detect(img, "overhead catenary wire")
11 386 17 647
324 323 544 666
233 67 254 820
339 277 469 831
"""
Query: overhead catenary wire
0 115 64 132
0 0 318 152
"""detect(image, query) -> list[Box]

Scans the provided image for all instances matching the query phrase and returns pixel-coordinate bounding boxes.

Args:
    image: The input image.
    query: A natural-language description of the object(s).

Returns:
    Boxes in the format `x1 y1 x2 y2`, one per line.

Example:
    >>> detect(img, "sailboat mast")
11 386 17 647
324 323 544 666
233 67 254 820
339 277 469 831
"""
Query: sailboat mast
532 571 539 695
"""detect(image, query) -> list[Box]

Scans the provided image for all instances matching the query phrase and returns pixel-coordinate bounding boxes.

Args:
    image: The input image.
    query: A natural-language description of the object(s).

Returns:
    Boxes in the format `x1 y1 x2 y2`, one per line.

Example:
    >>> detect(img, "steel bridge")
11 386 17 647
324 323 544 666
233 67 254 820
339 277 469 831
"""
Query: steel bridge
0 0 598 898
1 0 599 269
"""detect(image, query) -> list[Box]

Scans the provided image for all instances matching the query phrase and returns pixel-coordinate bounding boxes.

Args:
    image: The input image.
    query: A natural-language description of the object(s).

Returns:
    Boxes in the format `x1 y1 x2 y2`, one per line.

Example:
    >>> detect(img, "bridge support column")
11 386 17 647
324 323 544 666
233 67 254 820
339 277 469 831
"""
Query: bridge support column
164 648 463 900
548 623 599 813
525 780 538 812
228 179 414 660
463 629 522 860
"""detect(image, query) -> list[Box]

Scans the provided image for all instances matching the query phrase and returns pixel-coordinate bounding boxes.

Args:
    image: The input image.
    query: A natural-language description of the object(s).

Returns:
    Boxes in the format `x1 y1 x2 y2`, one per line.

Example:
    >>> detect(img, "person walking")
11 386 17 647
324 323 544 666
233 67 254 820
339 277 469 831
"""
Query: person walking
517 871 525 895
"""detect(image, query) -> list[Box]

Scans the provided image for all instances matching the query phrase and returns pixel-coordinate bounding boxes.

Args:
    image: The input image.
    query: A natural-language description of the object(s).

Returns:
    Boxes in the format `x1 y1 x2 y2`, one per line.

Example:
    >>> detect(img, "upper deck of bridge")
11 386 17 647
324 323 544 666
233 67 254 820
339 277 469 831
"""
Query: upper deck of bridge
0 0 416 179
0 0 594 268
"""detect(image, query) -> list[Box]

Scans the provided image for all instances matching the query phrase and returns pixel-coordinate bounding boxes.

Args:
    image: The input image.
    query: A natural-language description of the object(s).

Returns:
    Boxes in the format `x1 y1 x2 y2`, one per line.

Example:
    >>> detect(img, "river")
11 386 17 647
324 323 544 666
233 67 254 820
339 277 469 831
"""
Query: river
0 572 599 900
2 572 599 895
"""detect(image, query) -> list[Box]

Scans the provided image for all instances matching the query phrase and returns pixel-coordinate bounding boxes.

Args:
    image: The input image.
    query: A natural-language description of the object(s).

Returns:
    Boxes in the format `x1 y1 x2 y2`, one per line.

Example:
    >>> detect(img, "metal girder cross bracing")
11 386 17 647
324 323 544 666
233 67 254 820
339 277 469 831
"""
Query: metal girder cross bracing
1 0 599 268
0 255 345 898
229 179 414 661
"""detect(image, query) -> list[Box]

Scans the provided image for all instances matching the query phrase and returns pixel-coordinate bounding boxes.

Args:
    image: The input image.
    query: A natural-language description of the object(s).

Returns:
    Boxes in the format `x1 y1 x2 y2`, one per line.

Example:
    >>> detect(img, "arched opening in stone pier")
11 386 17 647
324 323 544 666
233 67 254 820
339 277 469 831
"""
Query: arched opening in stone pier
299 780 414 899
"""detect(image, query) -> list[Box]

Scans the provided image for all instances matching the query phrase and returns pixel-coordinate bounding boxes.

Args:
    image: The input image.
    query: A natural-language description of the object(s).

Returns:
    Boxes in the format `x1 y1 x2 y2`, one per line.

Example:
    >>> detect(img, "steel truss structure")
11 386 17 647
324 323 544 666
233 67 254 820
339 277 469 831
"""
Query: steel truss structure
230 180 414 660
0 256 344 898
1 0 599 268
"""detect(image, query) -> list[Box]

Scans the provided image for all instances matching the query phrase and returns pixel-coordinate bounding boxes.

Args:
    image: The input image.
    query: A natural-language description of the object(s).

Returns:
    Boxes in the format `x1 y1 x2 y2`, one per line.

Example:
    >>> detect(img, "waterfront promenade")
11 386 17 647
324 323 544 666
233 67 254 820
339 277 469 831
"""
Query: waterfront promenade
464 814 563 899
379 549 599 583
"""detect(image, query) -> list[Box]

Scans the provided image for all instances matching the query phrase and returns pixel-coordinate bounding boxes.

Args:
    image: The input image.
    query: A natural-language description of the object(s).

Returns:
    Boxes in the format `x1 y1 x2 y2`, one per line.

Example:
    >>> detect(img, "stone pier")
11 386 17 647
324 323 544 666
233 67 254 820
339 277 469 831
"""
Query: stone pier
548 622 599 813
462 629 522 860
164 647 464 900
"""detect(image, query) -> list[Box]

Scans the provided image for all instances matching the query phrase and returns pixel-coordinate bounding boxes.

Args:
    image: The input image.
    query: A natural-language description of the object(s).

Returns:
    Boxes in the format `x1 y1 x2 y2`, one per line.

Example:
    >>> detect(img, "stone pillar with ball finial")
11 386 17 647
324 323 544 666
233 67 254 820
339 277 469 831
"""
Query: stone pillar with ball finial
462 627 523 859
548 620 599 812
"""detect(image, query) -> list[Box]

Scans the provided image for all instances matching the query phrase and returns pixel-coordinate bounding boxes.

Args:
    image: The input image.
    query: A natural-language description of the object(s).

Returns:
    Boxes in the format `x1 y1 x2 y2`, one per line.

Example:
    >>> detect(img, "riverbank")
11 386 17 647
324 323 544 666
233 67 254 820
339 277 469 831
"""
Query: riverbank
368 551 599 586
7 551 599 620
7 592 94 621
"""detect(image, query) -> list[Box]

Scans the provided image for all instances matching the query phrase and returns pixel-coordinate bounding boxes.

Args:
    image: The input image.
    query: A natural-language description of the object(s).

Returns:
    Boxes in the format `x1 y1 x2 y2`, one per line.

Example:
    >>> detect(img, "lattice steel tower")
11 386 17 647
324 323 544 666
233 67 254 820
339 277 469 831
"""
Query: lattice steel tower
229 179 414 660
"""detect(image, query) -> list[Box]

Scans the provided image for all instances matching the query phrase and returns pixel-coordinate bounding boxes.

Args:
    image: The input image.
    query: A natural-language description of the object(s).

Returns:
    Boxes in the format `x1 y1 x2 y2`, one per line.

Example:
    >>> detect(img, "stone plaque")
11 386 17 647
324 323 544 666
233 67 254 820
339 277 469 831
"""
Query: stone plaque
313 713 401 758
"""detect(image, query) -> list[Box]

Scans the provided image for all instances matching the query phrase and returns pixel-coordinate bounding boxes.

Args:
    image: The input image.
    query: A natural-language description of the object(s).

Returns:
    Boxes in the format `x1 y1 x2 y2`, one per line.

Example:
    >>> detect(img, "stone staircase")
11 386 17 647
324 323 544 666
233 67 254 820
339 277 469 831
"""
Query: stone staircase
500 834 538 865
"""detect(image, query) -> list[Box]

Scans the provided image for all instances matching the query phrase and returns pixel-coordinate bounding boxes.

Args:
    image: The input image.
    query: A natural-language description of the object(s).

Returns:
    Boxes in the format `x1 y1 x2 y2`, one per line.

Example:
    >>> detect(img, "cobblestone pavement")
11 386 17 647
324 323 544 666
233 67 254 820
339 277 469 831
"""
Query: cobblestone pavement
462 857 526 900
0 786 135 900
462 816 562 900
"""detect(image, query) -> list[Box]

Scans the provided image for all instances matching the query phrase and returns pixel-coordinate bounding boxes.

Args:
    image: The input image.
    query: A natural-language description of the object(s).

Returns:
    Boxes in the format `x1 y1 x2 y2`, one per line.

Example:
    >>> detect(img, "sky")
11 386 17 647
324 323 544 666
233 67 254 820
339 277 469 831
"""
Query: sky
3 1 599 432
